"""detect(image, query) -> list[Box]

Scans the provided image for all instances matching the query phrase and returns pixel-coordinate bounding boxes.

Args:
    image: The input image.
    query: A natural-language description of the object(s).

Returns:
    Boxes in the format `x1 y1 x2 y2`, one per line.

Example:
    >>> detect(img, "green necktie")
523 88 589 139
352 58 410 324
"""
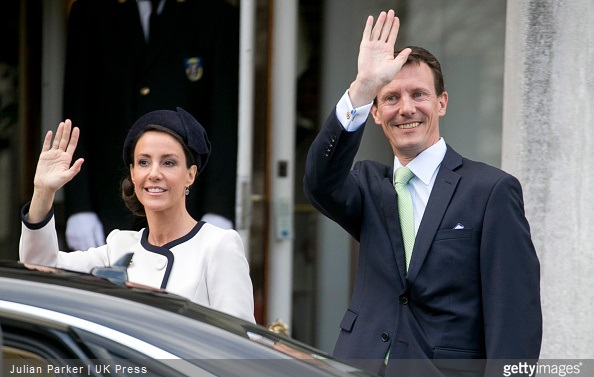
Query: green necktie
394 166 415 272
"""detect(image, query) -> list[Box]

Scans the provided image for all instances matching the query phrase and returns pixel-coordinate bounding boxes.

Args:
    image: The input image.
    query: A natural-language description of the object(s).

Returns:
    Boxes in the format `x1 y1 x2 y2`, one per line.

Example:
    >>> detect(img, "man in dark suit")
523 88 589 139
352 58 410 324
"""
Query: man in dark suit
63 0 239 249
303 10 542 377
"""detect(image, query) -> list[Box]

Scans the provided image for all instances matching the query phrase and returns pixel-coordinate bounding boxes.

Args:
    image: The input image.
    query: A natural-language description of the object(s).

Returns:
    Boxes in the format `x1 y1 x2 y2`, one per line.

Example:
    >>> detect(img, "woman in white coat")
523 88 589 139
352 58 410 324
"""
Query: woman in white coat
20 107 255 323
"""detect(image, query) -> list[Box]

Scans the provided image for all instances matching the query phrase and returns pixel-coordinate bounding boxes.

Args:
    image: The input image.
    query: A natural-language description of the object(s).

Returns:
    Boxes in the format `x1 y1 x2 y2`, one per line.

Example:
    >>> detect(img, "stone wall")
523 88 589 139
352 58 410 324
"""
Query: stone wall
503 0 594 359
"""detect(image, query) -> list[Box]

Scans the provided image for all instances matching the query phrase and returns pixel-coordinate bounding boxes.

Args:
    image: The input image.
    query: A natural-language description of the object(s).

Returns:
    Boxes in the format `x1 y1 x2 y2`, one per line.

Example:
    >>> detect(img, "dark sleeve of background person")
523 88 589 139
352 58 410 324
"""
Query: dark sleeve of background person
187 1 240 225
62 0 95 219
62 0 140 234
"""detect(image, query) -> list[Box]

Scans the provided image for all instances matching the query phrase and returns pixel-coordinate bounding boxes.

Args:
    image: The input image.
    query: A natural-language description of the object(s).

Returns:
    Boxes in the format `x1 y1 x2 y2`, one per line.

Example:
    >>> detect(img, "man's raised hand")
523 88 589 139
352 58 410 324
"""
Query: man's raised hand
349 10 411 108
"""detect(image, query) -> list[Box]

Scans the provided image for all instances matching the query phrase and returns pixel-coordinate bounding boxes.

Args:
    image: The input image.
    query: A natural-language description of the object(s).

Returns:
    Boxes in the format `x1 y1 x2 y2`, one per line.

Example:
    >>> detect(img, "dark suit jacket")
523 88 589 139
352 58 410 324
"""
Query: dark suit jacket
304 111 542 377
63 0 239 232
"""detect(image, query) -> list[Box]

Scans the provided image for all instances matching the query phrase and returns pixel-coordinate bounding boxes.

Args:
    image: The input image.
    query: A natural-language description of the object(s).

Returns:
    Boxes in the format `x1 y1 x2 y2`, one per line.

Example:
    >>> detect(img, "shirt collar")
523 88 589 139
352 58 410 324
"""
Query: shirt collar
393 138 447 185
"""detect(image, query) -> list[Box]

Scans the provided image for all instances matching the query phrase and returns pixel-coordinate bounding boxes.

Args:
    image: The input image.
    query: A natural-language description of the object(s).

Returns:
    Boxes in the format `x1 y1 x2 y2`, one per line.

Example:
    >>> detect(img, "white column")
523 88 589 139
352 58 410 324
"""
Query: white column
503 0 594 359
236 0 256 258
266 0 298 331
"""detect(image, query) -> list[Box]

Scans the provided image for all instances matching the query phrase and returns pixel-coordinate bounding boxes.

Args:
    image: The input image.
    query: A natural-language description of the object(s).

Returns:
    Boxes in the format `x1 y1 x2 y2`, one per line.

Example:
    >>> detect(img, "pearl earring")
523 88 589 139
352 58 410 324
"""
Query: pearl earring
185 188 190 196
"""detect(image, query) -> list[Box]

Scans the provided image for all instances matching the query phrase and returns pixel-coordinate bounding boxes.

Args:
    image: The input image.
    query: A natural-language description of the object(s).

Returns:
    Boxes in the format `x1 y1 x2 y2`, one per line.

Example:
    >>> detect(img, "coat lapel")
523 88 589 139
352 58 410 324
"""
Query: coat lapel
406 147 462 284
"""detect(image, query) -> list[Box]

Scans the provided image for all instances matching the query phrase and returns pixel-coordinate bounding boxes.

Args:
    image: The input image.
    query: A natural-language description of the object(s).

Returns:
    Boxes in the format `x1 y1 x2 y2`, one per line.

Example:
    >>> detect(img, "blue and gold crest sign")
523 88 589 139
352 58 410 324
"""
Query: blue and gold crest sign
185 57 203 82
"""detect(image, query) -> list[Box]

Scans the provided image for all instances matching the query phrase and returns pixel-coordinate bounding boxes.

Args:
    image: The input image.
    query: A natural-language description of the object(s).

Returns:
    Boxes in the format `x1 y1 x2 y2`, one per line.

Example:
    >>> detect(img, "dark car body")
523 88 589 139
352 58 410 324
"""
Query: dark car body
0 261 374 376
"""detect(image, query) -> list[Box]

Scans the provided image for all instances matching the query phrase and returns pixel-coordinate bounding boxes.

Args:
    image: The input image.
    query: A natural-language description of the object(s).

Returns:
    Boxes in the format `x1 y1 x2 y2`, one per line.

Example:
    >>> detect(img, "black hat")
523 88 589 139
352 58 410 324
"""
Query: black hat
123 107 210 173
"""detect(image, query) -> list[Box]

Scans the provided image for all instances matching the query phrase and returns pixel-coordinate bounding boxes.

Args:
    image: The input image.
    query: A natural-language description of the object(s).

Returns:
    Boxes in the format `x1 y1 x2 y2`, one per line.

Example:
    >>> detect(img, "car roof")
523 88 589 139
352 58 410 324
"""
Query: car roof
0 261 375 376
0 260 249 334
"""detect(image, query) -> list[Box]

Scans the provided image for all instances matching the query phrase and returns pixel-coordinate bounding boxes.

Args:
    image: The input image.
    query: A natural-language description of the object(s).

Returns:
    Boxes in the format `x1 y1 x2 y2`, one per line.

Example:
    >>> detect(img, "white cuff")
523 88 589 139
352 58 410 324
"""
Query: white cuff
335 89 373 132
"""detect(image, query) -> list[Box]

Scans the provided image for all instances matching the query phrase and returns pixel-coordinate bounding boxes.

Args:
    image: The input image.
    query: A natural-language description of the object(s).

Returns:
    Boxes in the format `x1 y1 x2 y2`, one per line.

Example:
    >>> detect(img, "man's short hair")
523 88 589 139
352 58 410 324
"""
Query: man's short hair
395 46 446 95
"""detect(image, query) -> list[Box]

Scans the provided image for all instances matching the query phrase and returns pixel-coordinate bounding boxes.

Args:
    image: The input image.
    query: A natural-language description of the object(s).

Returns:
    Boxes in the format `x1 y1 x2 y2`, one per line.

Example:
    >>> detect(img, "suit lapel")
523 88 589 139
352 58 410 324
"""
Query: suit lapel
380 170 407 286
406 147 462 284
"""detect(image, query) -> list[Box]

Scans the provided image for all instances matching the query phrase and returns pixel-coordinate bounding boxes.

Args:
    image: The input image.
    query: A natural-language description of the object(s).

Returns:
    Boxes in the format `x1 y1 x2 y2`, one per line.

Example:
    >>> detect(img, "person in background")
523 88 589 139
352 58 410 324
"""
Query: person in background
20 108 255 324
63 0 239 250
303 10 541 377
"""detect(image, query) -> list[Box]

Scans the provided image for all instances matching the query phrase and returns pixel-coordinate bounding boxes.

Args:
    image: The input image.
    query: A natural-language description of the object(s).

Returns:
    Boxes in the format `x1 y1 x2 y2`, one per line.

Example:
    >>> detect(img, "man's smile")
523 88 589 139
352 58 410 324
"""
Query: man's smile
397 121 421 129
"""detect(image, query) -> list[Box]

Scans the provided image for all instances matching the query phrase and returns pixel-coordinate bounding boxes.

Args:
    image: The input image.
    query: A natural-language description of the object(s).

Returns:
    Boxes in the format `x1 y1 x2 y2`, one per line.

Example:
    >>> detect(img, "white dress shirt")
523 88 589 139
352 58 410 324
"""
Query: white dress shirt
137 0 165 42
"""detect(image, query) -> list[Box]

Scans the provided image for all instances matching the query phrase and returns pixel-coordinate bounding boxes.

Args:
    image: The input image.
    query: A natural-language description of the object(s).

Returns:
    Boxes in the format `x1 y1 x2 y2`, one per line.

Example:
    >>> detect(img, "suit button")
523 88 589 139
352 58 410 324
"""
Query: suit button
140 87 151 96
331 135 337 142
381 332 390 342
399 296 409 305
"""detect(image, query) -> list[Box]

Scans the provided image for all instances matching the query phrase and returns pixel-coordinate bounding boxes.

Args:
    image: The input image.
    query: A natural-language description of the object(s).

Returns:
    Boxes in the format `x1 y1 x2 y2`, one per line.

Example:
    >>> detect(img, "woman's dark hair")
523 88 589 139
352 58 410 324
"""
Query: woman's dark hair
121 124 197 218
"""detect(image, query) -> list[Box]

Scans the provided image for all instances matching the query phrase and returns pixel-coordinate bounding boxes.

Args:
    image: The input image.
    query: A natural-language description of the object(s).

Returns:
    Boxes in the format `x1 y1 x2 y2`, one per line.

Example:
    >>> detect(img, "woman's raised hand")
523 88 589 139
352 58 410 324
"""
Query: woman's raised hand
28 120 84 223
34 119 84 193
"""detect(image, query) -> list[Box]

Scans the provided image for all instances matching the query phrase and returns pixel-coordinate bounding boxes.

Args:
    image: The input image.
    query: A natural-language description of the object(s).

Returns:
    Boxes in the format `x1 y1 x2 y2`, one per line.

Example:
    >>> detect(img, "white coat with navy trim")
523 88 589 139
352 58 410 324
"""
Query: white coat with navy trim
19 203 255 323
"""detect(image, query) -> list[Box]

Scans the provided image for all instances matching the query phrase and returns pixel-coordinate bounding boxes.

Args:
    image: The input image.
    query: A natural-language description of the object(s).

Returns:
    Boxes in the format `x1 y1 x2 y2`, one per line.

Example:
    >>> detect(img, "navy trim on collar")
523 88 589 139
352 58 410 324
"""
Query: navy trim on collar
141 221 206 289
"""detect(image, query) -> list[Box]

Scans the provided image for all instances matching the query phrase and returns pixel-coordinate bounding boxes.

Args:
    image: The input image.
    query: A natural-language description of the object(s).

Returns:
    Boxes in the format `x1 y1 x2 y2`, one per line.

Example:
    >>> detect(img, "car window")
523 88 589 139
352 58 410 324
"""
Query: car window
1 321 88 376
73 328 210 377
1 322 208 377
